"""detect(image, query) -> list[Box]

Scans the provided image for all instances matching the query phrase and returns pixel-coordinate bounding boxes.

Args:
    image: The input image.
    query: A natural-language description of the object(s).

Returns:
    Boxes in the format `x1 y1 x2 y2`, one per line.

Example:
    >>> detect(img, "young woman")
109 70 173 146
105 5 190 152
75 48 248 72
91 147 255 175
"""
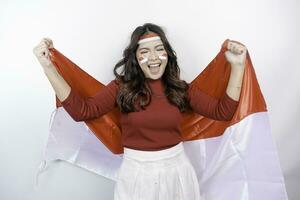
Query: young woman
33 23 246 200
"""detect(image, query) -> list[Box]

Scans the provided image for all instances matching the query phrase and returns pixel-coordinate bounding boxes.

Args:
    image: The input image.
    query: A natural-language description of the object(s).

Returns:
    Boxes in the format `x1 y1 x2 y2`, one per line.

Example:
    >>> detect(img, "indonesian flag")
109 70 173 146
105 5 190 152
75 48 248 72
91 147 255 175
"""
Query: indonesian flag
36 39 288 200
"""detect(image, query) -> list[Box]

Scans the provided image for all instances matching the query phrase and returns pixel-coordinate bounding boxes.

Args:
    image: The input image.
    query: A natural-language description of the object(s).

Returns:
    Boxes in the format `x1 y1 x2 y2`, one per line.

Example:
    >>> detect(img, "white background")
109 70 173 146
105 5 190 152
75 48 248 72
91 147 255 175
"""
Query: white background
0 0 299 199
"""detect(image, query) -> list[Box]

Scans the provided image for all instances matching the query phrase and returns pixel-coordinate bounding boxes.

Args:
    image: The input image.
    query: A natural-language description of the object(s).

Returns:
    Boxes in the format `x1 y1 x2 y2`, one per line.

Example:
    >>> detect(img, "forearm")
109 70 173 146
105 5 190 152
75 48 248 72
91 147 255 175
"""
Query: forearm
44 64 71 102
225 65 245 101
188 82 239 121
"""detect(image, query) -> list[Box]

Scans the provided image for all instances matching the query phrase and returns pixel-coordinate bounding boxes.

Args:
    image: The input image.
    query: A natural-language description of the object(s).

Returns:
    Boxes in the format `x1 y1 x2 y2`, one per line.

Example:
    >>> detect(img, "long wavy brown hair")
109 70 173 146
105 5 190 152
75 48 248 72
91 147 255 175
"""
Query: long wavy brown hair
113 23 192 113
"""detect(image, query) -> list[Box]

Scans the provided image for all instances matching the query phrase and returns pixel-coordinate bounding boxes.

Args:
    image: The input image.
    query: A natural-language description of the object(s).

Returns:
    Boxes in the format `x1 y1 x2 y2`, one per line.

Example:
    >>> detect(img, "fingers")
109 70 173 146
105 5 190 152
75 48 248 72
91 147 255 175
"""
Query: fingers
40 37 53 49
43 37 54 49
227 41 247 55
33 37 54 58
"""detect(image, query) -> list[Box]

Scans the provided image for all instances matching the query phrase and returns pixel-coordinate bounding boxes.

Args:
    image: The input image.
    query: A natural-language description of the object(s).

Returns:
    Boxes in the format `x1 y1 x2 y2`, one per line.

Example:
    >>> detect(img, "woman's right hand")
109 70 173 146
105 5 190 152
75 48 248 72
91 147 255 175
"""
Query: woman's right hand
33 38 54 70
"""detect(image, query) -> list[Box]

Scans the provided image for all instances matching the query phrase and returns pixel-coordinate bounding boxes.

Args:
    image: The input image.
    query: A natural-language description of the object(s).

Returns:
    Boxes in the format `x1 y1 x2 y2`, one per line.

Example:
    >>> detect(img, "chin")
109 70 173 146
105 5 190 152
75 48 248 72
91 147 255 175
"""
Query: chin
147 74 162 79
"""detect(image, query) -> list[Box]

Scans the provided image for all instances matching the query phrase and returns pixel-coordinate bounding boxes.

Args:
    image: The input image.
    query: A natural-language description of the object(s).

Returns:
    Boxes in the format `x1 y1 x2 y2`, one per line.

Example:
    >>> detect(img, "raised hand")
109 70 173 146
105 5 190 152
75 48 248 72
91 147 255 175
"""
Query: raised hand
33 38 54 70
225 41 247 70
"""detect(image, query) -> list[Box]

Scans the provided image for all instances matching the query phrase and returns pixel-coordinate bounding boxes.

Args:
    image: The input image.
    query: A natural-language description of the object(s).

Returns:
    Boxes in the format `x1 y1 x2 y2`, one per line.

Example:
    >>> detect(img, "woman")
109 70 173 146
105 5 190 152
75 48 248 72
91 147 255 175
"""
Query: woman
33 23 247 200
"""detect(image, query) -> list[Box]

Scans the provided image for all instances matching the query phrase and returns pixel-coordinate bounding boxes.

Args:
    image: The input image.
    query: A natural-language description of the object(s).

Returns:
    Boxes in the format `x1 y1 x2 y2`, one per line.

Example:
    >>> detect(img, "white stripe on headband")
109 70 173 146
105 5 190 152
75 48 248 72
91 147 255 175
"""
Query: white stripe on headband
138 36 161 44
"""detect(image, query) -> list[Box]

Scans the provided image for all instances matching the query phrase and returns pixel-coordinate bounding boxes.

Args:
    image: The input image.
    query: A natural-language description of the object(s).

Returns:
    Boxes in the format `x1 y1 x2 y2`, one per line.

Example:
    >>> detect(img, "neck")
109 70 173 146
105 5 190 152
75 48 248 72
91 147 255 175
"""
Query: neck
146 77 162 81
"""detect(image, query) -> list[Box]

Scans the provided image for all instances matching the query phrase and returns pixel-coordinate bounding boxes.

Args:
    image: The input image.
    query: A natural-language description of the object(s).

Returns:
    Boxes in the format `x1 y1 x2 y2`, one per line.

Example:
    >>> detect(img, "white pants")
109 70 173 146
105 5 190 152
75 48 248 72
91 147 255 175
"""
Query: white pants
113 142 201 200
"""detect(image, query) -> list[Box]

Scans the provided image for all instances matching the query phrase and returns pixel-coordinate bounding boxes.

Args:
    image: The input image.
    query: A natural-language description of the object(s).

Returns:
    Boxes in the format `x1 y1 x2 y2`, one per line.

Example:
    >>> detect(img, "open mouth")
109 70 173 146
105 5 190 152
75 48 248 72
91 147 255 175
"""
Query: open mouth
148 63 161 74
148 63 161 68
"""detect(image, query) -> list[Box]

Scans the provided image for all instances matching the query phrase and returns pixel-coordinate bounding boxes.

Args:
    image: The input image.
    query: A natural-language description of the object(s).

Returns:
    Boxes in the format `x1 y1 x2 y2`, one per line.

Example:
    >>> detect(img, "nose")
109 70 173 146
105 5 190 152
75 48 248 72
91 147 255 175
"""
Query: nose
149 50 159 61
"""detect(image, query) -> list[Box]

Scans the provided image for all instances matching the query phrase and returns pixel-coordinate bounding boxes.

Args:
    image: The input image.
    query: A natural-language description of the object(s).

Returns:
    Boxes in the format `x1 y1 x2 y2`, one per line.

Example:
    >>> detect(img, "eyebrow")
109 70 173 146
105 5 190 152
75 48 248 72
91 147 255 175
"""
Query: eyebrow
139 44 164 51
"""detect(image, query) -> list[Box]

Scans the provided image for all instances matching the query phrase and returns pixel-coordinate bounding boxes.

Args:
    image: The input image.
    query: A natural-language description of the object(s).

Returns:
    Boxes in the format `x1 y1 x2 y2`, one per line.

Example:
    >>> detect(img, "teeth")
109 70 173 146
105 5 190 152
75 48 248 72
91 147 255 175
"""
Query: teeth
148 64 160 68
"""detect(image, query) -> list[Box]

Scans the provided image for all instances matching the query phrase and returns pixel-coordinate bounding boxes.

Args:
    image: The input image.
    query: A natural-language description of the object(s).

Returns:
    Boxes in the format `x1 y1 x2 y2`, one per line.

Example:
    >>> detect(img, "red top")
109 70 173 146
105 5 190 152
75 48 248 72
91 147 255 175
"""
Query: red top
60 78 239 151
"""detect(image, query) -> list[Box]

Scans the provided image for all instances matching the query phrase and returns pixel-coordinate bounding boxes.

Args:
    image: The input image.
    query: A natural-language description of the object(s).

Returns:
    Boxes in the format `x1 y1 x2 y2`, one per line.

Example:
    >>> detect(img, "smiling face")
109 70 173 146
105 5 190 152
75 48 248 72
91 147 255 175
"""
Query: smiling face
136 38 168 80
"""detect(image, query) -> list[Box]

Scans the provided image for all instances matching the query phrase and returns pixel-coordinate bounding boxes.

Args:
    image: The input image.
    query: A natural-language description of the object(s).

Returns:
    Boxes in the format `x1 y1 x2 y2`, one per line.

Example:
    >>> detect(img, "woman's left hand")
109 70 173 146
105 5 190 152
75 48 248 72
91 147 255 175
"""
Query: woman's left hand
225 41 247 70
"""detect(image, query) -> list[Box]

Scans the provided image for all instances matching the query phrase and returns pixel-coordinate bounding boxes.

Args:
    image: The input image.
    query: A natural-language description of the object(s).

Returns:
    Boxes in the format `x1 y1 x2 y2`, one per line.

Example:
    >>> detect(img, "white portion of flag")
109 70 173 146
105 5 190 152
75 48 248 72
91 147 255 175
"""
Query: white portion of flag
36 107 288 199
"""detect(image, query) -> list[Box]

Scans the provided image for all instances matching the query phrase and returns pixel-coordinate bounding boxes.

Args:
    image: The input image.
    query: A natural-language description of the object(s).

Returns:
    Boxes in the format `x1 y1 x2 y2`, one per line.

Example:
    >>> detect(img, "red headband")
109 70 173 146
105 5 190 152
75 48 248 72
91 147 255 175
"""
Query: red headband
138 33 161 44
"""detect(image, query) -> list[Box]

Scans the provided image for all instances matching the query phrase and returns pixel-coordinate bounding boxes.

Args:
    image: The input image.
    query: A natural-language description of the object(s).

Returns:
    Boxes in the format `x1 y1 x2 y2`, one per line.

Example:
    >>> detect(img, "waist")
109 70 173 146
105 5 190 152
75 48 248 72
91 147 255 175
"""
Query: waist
123 142 184 162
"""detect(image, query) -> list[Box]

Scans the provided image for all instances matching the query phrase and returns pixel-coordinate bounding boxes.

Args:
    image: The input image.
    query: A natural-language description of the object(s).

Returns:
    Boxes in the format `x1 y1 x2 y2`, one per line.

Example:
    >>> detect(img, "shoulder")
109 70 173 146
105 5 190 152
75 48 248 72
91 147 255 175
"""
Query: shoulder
108 78 122 91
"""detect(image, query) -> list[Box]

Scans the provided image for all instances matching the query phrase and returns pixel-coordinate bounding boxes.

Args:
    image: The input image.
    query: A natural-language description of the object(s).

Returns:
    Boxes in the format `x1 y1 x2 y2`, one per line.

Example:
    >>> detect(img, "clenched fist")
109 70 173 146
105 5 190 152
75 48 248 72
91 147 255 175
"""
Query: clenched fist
33 38 54 70
225 40 247 70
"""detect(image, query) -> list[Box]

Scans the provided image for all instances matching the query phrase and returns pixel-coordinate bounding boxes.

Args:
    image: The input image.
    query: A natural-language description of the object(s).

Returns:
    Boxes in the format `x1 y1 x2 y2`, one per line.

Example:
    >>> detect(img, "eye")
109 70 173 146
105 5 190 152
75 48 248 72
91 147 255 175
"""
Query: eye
140 51 148 54
157 48 164 51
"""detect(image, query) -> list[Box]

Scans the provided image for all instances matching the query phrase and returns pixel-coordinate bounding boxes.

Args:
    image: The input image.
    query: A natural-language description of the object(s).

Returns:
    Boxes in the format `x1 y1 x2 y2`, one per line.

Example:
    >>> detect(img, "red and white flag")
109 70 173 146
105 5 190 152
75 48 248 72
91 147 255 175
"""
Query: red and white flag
36 39 288 200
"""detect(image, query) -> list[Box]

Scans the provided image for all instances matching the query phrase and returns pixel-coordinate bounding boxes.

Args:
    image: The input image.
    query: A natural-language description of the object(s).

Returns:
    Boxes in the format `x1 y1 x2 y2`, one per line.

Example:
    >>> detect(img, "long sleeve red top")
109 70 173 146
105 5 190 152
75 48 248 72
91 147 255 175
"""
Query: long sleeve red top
60 78 239 151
